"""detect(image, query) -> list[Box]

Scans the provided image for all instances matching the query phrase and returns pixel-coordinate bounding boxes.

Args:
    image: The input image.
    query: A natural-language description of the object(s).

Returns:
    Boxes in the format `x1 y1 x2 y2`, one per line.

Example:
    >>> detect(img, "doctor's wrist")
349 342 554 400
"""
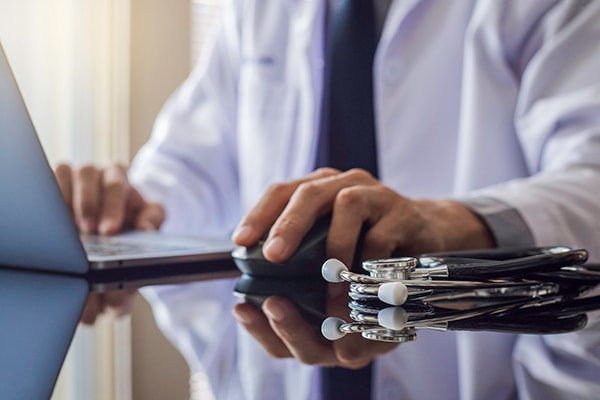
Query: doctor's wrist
418 199 496 251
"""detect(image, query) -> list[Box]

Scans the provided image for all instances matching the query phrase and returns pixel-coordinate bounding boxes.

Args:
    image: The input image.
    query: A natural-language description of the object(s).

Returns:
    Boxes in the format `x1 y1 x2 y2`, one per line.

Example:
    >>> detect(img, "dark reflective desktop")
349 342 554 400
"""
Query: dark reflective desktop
0 268 87 400
2 244 600 399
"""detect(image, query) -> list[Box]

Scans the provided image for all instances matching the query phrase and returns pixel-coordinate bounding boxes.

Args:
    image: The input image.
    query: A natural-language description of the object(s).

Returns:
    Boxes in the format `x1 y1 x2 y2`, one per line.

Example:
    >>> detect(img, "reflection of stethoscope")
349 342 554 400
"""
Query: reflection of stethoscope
320 246 600 343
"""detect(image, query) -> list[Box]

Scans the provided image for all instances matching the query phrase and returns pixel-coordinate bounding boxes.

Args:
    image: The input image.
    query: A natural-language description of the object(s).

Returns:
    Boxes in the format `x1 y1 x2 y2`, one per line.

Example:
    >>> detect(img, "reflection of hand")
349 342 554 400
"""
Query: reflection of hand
80 290 137 325
233 291 397 368
232 168 495 367
54 163 164 234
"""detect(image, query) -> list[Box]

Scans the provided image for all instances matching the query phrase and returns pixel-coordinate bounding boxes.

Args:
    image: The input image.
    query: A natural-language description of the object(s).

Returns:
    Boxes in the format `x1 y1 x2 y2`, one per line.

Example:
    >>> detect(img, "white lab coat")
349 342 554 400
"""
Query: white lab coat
130 1 600 399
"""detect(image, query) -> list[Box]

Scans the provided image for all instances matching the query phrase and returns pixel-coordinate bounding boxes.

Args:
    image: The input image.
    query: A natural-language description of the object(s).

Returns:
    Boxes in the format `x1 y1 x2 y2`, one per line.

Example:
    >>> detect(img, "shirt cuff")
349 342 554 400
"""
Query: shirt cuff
458 196 535 248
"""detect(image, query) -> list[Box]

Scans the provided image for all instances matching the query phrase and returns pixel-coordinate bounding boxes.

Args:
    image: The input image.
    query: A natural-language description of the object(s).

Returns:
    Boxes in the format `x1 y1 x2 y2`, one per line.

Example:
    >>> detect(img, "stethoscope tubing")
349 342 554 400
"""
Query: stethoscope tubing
327 251 596 287
437 248 589 280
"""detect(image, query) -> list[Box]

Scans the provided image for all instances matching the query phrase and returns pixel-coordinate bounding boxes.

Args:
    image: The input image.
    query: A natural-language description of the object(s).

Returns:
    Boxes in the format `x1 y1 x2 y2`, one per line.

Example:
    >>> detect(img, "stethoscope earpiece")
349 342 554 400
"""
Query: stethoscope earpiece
377 307 408 330
377 282 408 306
321 317 347 341
321 258 348 283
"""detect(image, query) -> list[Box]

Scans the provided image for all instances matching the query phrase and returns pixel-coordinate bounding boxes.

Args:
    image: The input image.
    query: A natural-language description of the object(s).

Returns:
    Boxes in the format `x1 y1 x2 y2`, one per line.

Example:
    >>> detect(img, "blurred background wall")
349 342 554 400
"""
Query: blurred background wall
130 1 220 399
129 0 191 397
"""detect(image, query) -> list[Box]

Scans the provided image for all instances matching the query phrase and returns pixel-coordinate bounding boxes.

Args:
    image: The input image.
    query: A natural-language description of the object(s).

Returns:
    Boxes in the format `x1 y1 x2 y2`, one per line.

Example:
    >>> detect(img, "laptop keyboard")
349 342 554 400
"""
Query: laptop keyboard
82 235 194 257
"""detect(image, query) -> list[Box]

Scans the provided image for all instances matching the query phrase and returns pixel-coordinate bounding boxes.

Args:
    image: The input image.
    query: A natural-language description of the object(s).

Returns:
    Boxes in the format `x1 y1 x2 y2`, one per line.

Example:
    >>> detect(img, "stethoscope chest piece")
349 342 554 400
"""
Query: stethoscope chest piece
362 328 418 343
362 257 418 279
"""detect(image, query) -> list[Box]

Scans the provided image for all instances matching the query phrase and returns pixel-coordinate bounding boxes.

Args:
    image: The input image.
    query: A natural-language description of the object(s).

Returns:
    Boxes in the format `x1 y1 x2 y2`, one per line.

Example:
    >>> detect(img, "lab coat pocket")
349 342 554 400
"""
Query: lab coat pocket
238 76 291 121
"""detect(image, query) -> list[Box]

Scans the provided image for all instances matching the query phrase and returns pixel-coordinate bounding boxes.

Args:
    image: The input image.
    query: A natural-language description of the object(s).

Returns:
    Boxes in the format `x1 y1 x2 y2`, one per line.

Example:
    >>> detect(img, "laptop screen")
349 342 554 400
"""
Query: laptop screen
0 42 89 275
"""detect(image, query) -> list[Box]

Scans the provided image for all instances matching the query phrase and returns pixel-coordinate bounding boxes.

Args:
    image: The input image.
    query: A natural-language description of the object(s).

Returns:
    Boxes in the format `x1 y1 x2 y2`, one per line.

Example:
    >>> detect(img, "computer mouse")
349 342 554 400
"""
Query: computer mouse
231 215 330 278
231 216 331 325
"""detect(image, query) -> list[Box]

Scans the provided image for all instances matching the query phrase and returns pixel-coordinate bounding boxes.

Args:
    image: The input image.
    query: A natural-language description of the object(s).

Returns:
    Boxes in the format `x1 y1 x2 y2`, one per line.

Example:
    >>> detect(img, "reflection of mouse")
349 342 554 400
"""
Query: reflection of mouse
232 215 330 278
232 216 331 326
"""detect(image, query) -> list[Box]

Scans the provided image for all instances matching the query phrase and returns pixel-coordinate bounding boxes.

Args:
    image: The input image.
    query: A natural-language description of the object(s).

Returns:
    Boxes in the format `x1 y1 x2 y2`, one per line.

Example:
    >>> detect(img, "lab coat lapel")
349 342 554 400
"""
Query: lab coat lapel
285 0 327 179
378 0 422 51
237 1 325 209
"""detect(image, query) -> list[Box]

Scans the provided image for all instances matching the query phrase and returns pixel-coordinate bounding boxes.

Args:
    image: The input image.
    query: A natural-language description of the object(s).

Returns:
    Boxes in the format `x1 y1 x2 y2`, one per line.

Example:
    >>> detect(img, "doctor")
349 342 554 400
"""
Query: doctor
58 0 600 399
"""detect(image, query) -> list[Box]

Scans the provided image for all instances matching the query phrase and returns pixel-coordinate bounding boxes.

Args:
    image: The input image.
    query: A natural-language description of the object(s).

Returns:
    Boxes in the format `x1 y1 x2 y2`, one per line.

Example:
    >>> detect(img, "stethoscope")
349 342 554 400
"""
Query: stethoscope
319 246 600 343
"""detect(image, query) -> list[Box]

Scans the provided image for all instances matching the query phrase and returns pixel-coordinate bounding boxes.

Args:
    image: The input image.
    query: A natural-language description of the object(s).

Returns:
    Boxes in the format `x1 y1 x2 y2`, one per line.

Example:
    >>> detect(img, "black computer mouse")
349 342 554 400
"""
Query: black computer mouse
231 215 331 278
231 216 331 325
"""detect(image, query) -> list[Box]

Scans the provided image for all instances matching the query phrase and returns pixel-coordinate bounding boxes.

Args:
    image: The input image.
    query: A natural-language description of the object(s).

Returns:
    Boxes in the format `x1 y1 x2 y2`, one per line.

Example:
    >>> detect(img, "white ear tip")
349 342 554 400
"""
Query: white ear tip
378 307 409 330
378 282 408 306
321 258 348 283
321 317 346 341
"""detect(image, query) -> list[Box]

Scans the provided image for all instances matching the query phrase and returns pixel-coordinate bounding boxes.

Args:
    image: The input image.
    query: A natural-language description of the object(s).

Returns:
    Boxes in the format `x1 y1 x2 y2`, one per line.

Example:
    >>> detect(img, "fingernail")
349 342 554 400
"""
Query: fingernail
81 217 96 234
231 225 252 243
263 236 288 259
138 220 156 231
263 298 287 321
232 307 252 324
98 219 117 235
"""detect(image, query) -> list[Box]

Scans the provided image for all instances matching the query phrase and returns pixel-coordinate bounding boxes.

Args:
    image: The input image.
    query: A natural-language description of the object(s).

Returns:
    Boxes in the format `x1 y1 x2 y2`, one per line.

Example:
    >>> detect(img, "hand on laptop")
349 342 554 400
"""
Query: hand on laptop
54 163 164 325
54 163 165 234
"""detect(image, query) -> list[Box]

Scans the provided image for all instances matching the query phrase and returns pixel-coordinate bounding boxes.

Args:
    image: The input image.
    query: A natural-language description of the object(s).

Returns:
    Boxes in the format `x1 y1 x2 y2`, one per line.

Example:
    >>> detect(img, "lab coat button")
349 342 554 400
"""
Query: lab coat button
384 61 402 83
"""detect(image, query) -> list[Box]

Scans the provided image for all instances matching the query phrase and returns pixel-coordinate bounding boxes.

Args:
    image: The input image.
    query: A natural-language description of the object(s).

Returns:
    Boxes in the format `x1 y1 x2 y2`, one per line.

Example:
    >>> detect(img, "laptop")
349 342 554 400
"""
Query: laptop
0 41 241 399
0 41 239 290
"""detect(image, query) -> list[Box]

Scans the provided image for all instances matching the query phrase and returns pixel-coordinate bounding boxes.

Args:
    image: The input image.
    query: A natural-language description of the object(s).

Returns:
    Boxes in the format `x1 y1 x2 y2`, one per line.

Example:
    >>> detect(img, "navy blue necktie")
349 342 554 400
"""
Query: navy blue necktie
316 0 378 177
317 1 377 399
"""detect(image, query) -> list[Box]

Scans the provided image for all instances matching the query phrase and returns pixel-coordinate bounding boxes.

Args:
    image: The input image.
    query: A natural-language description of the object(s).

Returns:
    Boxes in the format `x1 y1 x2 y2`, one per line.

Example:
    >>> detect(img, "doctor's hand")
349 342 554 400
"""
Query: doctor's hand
54 163 165 235
231 167 495 367
53 163 164 325
232 168 494 265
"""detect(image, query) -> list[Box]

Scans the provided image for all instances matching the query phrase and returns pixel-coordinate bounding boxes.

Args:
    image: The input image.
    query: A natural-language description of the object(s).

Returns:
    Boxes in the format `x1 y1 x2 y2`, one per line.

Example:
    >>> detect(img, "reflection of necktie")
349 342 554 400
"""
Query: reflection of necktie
317 1 376 399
